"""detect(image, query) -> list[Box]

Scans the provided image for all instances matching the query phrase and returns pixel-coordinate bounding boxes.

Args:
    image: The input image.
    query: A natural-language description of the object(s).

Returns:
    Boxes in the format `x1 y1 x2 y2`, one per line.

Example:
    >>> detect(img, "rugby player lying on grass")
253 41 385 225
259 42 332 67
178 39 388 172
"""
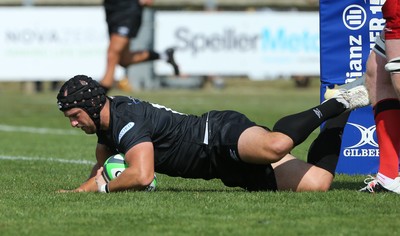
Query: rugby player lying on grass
57 75 369 193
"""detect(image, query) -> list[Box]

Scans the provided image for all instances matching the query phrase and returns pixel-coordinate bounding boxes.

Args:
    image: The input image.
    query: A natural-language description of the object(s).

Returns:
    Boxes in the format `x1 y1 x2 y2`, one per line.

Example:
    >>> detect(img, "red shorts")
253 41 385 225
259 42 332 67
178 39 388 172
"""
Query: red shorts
383 0 400 39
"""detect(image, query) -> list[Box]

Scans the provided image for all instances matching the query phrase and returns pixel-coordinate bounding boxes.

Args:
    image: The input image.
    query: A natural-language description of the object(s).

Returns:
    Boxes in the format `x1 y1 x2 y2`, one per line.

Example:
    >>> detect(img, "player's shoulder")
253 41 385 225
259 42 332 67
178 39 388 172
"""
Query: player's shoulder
109 96 151 123
109 96 144 109
109 95 138 103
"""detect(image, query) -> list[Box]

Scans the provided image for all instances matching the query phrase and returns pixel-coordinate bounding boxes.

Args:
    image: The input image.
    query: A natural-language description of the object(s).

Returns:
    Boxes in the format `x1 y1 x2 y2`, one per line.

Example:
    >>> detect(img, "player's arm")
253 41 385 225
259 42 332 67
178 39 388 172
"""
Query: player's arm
95 141 155 192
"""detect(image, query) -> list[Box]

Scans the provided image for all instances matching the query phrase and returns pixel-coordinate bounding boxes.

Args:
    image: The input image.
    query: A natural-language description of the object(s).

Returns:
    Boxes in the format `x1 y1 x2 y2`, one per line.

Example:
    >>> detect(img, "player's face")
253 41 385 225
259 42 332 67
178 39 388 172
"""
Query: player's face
64 108 96 134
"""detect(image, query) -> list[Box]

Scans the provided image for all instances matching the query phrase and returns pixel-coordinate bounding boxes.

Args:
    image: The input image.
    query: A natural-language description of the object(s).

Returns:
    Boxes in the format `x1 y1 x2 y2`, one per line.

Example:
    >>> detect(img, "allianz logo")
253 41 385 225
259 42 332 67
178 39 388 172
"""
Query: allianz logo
342 4 367 30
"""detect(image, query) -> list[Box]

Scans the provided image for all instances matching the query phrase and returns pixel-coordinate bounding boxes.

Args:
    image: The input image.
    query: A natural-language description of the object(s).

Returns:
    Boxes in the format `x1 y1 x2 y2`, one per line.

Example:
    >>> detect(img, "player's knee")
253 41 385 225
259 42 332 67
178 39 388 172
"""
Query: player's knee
314 180 331 191
307 175 332 192
266 136 292 162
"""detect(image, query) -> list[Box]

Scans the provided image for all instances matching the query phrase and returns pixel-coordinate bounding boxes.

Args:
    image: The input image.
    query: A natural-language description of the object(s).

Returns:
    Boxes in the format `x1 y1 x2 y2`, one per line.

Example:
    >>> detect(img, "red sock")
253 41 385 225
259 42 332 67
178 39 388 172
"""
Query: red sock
375 99 400 179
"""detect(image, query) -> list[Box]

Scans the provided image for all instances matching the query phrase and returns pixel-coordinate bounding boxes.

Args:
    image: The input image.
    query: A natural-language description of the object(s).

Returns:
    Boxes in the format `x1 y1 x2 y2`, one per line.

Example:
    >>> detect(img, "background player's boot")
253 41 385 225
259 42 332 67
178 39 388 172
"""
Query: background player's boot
324 75 370 110
330 85 369 110
360 175 400 194
165 48 180 76
324 75 368 101
117 77 133 92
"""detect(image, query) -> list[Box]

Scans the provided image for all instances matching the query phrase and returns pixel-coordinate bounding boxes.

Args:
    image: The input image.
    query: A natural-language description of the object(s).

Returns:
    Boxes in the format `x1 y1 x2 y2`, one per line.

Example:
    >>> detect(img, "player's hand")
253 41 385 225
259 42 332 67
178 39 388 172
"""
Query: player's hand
95 167 107 190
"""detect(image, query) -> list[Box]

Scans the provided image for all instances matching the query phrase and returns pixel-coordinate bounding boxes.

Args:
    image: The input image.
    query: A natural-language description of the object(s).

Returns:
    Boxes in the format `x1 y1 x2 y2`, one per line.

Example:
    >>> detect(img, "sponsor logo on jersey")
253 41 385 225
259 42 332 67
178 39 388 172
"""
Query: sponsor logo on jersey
118 122 135 144
127 97 140 105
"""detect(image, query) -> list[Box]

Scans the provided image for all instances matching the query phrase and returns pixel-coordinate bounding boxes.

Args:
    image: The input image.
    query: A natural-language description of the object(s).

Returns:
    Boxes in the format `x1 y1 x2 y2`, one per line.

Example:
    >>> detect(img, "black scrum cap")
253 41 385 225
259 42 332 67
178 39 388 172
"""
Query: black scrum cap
57 75 106 129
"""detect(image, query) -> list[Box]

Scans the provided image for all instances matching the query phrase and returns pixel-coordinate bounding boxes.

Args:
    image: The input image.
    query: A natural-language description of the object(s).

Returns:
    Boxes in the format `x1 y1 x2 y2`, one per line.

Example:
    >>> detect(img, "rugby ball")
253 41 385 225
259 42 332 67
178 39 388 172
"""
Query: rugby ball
102 154 128 182
145 174 157 192
102 153 158 191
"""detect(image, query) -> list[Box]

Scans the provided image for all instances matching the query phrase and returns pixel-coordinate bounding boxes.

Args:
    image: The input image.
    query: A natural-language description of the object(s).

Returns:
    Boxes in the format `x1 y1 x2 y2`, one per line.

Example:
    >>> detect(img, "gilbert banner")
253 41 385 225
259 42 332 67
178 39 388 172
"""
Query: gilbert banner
320 0 384 174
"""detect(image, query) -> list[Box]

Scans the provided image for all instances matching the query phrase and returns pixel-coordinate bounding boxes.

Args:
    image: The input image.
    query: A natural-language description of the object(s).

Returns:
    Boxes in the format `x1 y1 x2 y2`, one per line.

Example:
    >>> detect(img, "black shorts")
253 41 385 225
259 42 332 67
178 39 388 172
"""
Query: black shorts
104 0 143 38
207 110 277 191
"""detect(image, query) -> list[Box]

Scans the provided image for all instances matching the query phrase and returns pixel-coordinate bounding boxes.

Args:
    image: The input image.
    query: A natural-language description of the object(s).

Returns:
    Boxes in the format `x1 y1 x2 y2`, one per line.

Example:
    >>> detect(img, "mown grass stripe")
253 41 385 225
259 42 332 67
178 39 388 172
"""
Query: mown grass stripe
0 155 94 165
0 124 79 135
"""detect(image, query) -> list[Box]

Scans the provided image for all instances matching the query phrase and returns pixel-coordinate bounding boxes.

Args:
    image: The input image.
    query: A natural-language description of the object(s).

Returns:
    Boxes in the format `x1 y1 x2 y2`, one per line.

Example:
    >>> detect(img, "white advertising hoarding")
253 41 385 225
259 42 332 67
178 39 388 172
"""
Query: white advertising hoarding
154 11 320 79
0 8 319 81
0 7 123 81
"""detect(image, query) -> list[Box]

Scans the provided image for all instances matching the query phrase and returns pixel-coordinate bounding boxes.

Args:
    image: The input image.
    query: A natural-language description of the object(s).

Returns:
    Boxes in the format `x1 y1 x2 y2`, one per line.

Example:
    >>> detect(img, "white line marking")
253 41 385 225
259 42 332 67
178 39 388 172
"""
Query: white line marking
0 124 80 135
0 155 94 165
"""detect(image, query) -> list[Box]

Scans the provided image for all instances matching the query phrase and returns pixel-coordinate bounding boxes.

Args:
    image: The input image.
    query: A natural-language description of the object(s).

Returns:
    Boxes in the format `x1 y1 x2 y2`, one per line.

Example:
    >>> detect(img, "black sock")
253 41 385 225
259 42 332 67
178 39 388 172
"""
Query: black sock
307 112 350 175
148 50 160 61
272 99 346 146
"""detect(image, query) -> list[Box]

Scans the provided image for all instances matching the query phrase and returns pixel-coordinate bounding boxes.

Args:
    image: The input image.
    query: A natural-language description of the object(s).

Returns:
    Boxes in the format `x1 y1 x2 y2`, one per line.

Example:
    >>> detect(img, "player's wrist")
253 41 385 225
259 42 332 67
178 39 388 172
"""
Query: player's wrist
98 183 110 193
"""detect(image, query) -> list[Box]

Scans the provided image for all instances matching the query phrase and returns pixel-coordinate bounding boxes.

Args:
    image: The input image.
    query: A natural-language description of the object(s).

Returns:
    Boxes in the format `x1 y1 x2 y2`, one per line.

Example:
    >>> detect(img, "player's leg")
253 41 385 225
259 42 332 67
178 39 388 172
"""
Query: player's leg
239 87 368 165
271 112 349 191
119 47 179 76
271 155 333 191
101 0 138 92
271 99 346 147
100 34 130 92
365 50 396 106
272 80 369 146
361 54 400 192
112 1 180 75
363 59 400 192
238 126 294 164
367 48 400 186
383 0 400 97
238 97 357 165
381 0 400 100
359 1 400 193
384 40 400 104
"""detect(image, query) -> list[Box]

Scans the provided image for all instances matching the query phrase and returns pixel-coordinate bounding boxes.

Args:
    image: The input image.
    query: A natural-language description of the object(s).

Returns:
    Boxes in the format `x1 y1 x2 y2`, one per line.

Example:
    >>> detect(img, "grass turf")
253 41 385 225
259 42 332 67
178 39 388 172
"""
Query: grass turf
0 79 399 236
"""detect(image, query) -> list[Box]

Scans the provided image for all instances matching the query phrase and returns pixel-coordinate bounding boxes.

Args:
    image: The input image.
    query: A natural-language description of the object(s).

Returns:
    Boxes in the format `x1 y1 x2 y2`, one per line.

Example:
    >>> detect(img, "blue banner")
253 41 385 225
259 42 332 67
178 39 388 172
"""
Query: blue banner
320 0 385 174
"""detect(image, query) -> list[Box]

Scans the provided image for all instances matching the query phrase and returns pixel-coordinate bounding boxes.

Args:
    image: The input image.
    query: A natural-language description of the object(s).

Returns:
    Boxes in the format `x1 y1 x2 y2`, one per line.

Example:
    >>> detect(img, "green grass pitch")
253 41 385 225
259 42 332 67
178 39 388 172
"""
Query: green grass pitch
0 79 399 236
